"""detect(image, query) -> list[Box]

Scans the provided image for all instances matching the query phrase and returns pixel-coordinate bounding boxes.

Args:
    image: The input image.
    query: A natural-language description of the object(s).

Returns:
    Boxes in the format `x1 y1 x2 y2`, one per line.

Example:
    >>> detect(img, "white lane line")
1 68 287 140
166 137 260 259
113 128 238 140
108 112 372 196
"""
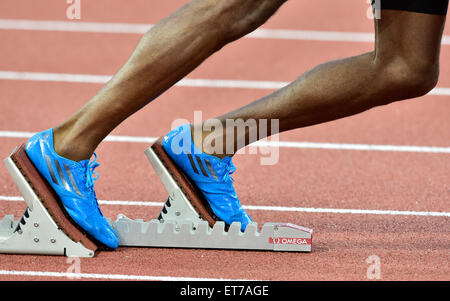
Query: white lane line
1 70 449 96
1 195 449 217
0 70 288 90
0 269 254 281
0 71 112 84
258 141 450 154
1 71 450 96
242 205 450 217
0 196 23 202
0 19 449 45
0 19 151 34
0 130 449 154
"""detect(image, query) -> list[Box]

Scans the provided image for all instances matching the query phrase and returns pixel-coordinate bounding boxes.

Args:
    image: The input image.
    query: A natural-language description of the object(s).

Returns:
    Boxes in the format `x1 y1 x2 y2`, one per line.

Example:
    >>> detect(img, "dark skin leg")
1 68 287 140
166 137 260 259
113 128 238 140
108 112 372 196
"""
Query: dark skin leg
53 0 288 161
53 4 446 161
195 10 446 158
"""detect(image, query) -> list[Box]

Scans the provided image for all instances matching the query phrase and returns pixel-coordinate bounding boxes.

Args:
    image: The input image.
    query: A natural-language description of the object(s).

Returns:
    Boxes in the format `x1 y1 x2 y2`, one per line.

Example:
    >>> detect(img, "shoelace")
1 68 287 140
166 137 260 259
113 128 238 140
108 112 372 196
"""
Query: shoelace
85 152 100 191
84 153 103 214
220 157 236 183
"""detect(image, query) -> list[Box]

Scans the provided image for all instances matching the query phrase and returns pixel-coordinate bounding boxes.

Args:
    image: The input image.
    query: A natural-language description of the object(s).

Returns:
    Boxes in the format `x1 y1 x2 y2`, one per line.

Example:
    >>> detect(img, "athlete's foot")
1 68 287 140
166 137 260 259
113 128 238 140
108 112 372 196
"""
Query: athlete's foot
162 124 253 231
25 128 120 249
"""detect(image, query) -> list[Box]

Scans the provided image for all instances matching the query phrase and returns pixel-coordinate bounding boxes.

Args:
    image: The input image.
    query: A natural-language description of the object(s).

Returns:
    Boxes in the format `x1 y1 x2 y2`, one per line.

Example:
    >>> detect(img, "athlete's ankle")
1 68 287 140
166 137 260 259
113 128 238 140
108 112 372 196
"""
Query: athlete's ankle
190 123 234 159
53 126 95 162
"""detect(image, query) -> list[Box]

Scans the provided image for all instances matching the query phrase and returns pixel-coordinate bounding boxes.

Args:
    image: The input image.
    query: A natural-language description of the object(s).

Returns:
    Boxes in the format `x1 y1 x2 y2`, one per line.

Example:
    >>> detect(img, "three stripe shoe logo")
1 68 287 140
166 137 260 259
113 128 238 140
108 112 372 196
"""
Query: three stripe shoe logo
186 154 218 180
44 155 83 196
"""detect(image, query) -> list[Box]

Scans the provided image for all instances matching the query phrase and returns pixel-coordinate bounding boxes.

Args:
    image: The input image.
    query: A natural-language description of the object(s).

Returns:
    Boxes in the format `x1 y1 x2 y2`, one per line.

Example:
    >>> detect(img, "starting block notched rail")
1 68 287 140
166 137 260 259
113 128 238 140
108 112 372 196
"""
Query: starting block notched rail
113 215 312 252
0 142 312 257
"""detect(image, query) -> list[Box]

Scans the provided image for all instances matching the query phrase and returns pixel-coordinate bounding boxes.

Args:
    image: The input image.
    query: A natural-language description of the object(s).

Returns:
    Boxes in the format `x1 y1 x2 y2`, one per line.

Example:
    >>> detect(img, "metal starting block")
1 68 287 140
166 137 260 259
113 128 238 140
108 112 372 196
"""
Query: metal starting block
0 150 96 257
0 141 312 257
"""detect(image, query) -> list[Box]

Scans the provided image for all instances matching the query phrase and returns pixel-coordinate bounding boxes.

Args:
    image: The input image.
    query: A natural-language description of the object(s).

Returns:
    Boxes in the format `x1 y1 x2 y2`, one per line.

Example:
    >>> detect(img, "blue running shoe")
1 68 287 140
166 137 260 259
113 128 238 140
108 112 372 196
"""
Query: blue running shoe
25 129 120 249
162 124 253 231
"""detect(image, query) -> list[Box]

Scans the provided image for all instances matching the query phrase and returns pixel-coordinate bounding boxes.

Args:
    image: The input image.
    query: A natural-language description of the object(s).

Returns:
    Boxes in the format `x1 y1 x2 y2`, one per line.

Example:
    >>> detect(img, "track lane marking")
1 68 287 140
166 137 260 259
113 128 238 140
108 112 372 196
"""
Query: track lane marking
0 70 288 89
1 195 449 217
0 19 449 45
0 130 449 154
1 71 450 96
0 269 256 281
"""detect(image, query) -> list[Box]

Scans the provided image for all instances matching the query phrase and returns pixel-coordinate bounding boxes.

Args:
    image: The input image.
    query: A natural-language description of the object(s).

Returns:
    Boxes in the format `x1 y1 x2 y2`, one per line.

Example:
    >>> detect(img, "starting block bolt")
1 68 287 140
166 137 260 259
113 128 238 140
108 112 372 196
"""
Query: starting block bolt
50 239 56 243
33 237 39 243
34 223 39 228
175 211 181 216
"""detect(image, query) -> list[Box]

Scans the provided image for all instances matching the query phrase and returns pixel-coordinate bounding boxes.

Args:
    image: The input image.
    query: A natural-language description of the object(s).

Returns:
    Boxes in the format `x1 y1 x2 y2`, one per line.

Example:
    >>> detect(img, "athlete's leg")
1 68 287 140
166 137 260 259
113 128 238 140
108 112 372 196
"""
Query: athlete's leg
24 0 287 247
54 0 287 162
195 10 447 157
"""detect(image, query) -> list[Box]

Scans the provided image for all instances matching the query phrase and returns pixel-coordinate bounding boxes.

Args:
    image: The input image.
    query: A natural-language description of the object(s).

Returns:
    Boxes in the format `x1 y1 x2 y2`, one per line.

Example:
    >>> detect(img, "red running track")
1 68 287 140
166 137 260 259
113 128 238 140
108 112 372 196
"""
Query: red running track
0 0 449 281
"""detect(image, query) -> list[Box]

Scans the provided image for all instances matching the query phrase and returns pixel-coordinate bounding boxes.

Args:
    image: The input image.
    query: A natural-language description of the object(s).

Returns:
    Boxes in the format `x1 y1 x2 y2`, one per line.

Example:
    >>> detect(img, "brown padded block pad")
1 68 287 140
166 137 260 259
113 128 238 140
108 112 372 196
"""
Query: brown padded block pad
10 144 99 253
151 138 219 228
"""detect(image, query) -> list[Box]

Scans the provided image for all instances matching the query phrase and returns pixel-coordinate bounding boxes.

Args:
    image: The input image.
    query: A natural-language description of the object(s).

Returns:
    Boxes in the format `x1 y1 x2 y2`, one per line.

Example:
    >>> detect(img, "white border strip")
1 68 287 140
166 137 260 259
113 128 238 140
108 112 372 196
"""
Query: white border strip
0 70 288 90
0 19 150 34
1 195 449 217
256 140 450 154
0 70 449 96
0 130 449 154
0 269 254 281
0 19 449 45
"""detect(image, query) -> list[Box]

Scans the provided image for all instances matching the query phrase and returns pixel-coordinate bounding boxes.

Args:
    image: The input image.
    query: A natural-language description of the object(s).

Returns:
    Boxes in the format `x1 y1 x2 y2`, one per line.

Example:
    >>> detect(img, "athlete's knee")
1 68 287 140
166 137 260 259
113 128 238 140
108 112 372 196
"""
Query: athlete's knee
379 55 439 101
401 59 439 96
